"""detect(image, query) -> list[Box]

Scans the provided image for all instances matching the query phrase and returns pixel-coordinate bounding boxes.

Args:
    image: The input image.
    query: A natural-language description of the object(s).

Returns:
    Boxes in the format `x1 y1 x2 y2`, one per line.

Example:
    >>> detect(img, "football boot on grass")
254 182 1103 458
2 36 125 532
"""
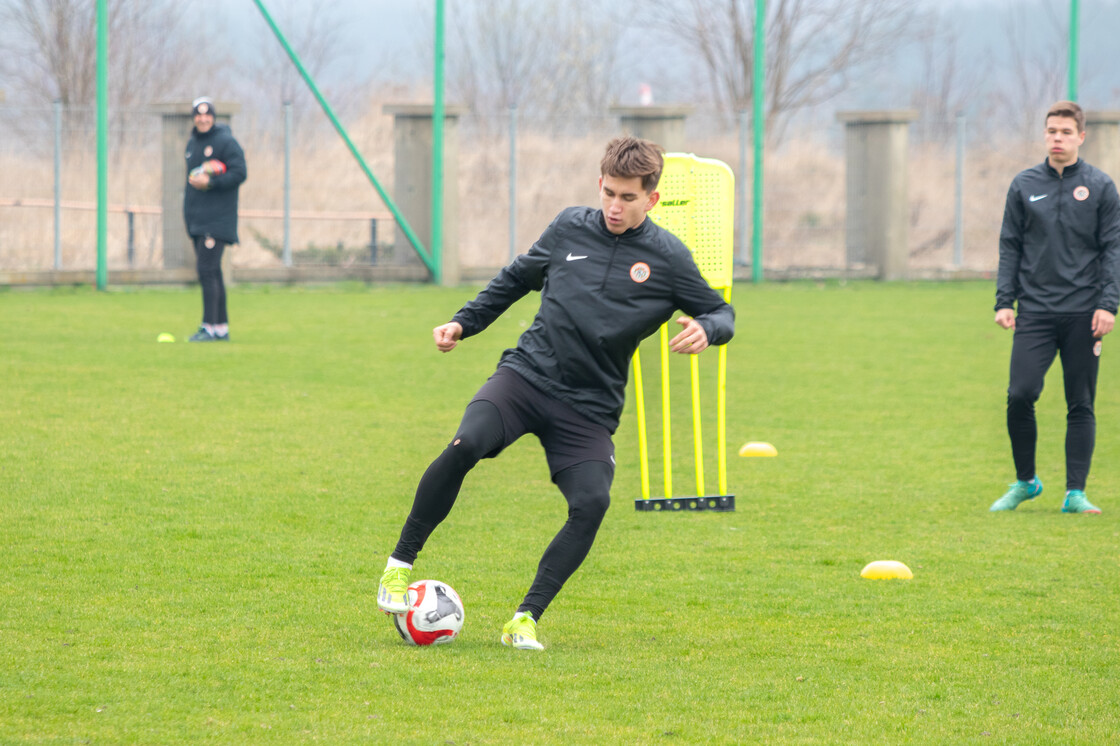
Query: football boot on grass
990 478 1042 511
1062 490 1101 515
377 566 412 614
501 611 544 651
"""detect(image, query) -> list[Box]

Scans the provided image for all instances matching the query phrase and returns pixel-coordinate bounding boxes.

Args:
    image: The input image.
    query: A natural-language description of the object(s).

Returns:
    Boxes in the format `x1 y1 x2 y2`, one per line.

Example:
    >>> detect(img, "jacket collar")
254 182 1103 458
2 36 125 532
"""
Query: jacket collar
1043 157 1082 177
596 211 656 240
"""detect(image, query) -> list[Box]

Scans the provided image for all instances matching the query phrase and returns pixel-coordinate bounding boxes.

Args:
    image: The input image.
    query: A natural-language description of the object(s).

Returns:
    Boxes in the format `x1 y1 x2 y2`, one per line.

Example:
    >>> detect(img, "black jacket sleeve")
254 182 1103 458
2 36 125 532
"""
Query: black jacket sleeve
1096 178 1120 314
451 216 557 338
670 247 735 346
995 179 1024 311
209 134 247 192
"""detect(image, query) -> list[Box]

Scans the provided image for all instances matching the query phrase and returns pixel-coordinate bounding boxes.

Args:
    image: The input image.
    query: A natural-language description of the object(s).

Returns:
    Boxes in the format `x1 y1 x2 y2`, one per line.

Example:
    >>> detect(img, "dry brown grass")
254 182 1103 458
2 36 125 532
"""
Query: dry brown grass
0 100 1037 275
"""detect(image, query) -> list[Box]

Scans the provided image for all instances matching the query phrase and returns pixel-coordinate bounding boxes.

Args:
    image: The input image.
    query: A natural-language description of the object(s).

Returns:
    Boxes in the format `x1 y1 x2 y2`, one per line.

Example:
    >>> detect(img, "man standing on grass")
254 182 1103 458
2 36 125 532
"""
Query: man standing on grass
992 101 1120 514
377 137 735 649
183 96 247 342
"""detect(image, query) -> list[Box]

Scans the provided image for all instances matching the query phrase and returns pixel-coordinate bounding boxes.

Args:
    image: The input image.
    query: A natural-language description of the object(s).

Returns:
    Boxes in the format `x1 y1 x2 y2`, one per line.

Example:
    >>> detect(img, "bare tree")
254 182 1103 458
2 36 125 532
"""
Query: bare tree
0 0 204 110
1 0 100 107
241 0 348 114
646 0 919 138
449 0 548 112
444 0 623 129
990 0 1067 142
909 13 986 144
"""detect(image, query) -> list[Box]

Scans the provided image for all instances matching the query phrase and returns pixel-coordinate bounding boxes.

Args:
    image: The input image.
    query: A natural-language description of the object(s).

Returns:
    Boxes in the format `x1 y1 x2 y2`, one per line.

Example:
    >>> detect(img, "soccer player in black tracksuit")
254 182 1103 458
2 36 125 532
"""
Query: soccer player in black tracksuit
991 101 1120 515
377 137 735 649
183 97 247 342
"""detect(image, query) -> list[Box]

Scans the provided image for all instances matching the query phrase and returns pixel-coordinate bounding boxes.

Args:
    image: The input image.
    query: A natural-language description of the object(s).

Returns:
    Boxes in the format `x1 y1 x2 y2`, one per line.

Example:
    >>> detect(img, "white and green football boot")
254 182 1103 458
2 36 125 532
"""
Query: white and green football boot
990 477 1042 511
1062 490 1102 514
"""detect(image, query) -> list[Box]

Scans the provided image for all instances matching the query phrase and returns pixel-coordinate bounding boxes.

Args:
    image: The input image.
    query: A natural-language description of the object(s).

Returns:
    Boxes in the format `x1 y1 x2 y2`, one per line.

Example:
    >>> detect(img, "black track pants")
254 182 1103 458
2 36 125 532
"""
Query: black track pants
516 459 612 621
192 235 228 325
1006 313 1100 490
391 395 614 620
391 400 506 564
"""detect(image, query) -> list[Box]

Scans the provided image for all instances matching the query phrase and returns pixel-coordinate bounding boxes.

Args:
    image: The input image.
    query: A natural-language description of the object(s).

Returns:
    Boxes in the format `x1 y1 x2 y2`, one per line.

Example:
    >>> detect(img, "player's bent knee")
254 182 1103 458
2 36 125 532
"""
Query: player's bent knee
441 436 488 468
1067 401 1095 420
1007 389 1041 408
448 400 505 460
577 491 611 520
556 460 613 523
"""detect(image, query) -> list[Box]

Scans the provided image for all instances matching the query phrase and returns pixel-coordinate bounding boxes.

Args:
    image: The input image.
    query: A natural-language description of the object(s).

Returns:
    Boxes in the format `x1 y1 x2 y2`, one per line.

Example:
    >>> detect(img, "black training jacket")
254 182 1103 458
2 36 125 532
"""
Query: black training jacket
452 206 735 433
183 123 247 245
996 158 1120 315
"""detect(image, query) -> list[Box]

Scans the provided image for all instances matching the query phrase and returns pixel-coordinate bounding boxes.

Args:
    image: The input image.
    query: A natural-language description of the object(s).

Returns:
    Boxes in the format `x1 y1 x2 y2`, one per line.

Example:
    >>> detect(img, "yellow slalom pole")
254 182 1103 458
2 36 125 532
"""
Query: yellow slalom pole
690 354 705 497
718 286 731 496
660 324 673 499
633 347 651 500
635 152 735 511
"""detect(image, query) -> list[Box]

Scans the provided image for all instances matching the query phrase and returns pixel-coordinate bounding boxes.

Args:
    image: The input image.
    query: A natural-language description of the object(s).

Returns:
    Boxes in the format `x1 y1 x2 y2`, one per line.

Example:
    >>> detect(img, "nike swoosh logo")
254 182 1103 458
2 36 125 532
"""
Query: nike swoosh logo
566 253 588 261
1029 194 1048 202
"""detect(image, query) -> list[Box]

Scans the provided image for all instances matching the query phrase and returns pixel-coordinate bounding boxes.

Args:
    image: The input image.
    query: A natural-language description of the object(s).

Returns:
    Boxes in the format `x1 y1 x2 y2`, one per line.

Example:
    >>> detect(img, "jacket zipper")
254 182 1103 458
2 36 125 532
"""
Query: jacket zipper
600 236 620 293
1055 170 1066 237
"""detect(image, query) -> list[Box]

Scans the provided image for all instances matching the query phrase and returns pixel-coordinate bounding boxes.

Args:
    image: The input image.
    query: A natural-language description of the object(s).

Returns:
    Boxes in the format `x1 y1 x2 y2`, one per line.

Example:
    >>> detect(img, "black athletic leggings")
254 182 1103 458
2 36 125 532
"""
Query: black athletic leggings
1007 313 1100 490
192 235 228 325
392 399 613 620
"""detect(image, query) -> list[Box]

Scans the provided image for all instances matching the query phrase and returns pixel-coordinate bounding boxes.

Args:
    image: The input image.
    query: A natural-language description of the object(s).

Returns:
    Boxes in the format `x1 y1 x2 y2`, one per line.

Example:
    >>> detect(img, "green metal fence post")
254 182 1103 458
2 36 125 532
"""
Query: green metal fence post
751 0 765 284
1068 0 1080 101
432 0 446 285
96 0 108 290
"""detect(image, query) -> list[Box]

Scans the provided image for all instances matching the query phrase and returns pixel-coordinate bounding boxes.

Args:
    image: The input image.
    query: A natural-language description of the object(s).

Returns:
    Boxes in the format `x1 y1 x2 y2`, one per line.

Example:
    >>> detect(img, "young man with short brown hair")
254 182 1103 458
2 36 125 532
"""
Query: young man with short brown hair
377 137 735 648
992 101 1120 514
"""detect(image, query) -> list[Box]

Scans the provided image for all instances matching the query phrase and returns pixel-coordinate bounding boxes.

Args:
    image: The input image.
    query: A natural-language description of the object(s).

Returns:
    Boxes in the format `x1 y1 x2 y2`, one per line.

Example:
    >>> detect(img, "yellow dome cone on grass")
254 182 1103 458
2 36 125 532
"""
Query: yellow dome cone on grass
739 442 777 457
157 333 176 343
860 560 913 579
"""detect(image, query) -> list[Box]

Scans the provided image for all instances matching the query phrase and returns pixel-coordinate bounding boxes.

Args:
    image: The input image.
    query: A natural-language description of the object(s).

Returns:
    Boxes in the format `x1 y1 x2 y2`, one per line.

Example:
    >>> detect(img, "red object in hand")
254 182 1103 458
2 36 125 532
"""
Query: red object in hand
189 159 226 179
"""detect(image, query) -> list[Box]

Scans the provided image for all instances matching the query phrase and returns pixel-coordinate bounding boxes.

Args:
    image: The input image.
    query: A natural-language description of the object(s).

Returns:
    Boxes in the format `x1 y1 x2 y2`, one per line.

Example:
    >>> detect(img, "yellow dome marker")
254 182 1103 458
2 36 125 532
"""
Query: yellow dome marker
157 333 176 343
860 560 913 579
738 441 777 457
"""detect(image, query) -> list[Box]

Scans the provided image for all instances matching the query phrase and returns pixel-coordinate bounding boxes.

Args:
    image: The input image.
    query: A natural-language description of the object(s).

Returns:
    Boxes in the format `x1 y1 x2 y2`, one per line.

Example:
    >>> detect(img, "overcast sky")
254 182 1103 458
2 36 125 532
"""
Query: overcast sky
198 0 1120 117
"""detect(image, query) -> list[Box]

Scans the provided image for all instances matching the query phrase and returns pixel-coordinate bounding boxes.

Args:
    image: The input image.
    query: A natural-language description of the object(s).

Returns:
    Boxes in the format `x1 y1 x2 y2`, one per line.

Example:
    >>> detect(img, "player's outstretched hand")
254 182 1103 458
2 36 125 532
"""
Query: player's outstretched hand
669 316 709 354
1092 309 1115 338
433 321 463 352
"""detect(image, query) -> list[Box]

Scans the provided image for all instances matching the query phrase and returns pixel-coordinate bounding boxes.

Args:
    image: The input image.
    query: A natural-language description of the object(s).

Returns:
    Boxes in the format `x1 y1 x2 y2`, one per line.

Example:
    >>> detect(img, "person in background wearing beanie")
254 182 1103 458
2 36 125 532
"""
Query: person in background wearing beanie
184 96 247 342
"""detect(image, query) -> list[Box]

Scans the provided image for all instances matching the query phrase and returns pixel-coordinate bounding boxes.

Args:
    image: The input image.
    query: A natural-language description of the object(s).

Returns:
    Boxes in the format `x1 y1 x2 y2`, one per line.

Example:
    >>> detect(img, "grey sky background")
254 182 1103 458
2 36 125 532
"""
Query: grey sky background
210 0 1120 116
3 0 1115 127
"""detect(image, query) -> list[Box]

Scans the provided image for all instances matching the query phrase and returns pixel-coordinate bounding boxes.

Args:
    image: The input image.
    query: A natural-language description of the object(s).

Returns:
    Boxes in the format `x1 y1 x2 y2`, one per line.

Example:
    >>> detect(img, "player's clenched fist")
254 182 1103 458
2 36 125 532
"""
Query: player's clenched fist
994 308 1016 330
433 321 463 352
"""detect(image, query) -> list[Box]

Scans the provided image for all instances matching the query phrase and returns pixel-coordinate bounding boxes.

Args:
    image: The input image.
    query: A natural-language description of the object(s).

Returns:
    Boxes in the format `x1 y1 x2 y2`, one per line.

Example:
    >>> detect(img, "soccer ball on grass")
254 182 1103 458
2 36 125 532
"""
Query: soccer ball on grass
392 579 465 645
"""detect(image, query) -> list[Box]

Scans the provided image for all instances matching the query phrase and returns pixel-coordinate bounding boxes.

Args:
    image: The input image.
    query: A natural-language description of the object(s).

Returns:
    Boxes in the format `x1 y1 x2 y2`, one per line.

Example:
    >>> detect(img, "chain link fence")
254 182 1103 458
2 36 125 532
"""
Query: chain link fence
1 100 1044 281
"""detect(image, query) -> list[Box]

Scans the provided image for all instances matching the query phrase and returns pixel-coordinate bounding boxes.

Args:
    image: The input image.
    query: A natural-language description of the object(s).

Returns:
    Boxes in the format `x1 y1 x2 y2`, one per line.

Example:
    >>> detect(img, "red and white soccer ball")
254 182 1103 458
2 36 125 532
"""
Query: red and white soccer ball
200 159 227 176
188 159 227 186
392 579 465 646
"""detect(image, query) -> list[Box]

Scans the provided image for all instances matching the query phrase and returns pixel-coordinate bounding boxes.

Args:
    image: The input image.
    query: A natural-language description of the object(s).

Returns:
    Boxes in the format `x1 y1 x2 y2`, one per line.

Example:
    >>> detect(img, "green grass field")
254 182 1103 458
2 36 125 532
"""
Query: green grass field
2 281 1119 744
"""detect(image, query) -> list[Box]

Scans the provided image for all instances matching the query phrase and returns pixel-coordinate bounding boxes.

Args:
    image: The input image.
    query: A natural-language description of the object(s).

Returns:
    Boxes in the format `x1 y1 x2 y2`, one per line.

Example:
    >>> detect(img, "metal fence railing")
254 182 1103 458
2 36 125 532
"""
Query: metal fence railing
0 102 1043 281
